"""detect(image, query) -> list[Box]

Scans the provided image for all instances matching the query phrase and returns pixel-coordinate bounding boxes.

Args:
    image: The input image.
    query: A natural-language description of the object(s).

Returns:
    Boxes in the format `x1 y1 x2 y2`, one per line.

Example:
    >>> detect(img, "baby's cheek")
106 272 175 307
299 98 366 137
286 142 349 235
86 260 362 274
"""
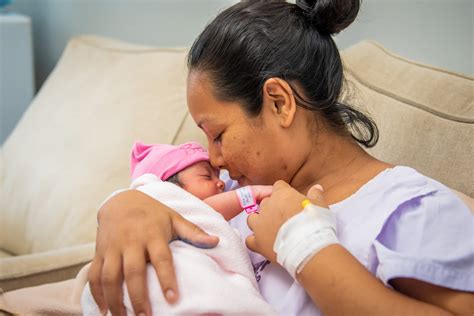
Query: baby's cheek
199 185 219 200
211 186 222 196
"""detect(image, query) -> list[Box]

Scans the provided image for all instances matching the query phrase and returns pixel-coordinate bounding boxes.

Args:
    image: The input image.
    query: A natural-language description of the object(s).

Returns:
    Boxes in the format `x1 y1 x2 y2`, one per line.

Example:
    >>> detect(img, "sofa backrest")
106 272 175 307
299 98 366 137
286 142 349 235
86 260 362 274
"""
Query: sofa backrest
0 36 204 255
341 41 473 197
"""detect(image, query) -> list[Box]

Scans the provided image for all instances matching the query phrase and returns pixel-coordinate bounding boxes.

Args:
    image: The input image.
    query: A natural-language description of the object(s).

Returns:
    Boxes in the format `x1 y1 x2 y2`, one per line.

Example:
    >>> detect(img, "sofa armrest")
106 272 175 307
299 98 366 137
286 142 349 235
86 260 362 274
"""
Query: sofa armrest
0 242 95 292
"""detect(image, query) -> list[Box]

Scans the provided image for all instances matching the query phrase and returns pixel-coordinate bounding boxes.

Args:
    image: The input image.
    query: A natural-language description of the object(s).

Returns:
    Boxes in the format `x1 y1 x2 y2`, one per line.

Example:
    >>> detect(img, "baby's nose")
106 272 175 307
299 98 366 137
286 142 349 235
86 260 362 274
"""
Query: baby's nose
216 180 225 191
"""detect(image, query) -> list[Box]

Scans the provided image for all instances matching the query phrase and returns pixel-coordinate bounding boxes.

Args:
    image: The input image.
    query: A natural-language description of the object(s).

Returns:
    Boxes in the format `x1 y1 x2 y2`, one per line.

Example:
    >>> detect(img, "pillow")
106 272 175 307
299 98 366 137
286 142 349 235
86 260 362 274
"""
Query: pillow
0 35 204 255
341 41 474 197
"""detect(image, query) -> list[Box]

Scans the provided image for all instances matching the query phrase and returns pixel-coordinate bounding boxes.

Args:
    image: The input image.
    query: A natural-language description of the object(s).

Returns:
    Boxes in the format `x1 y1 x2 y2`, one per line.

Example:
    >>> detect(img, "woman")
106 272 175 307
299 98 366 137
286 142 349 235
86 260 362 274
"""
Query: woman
88 1 474 315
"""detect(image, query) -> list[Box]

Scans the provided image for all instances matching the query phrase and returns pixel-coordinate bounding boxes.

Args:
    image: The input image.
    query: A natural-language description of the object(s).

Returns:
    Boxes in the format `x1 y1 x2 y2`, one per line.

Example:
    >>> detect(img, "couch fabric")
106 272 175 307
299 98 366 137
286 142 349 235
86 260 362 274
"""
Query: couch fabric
341 41 473 197
0 35 472 292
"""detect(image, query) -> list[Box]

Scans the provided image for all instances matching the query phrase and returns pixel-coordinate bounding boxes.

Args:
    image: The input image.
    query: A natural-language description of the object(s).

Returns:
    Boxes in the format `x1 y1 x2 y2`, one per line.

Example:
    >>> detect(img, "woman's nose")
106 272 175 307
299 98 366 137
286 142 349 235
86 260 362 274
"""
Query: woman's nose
208 145 225 169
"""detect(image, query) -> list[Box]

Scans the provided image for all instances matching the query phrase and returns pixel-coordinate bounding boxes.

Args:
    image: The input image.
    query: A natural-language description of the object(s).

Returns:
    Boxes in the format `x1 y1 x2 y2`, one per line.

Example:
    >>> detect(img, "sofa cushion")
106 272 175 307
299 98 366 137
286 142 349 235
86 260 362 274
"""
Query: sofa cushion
0 249 12 259
0 35 205 255
341 41 474 197
0 243 95 292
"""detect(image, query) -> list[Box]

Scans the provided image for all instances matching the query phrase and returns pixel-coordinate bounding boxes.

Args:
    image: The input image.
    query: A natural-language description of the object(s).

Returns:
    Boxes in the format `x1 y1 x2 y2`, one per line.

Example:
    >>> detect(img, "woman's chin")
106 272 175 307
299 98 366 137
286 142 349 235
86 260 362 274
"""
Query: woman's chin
237 176 266 186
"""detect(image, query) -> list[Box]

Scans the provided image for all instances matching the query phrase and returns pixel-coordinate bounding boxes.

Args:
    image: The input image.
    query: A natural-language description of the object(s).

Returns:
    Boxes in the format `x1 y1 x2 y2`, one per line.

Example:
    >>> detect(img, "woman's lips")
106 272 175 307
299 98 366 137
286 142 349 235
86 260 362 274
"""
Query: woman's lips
229 174 248 186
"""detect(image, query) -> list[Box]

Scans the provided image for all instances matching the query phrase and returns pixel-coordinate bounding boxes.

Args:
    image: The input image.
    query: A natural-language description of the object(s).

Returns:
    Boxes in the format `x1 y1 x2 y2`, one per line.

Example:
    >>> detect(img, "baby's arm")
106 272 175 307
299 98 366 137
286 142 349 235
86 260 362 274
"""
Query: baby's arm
204 185 272 221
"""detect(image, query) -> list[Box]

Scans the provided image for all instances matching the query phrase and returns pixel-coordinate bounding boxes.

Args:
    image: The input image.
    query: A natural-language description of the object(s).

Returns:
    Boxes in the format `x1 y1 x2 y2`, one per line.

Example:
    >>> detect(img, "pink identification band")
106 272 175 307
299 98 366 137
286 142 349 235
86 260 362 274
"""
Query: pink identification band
236 186 259 214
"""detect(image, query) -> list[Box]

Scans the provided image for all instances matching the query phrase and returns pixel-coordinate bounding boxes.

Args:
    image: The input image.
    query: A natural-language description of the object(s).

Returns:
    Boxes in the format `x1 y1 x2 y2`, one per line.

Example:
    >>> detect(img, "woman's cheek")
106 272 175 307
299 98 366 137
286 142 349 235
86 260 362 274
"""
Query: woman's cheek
222 149 239 171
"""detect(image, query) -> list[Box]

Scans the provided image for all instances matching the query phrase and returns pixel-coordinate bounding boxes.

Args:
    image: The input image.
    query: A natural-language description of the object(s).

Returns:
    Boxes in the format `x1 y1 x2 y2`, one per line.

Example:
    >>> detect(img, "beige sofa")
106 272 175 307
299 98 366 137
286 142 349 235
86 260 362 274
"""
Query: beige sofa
0 35 473 293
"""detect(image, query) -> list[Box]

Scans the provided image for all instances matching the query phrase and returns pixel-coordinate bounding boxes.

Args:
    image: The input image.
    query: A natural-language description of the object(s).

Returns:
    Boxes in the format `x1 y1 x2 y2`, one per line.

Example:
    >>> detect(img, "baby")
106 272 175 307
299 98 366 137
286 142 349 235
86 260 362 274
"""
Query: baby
81 141 276 315
130 141 272 220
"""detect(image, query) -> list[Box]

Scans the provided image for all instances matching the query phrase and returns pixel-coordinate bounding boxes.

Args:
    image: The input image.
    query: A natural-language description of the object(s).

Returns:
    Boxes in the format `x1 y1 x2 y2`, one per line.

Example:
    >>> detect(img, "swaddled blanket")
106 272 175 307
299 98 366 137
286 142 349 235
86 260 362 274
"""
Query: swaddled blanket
82 174 276 315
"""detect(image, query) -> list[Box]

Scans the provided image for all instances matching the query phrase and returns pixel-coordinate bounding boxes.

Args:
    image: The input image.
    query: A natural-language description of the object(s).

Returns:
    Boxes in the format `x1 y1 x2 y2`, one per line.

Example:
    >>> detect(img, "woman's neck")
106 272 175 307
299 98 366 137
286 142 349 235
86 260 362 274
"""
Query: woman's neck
290 133 391 204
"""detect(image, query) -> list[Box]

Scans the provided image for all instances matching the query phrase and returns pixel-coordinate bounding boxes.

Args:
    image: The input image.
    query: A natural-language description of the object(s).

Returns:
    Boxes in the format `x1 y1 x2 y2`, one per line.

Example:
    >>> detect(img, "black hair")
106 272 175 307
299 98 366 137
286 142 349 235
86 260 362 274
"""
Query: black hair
188 0 378 148
165 173 182 187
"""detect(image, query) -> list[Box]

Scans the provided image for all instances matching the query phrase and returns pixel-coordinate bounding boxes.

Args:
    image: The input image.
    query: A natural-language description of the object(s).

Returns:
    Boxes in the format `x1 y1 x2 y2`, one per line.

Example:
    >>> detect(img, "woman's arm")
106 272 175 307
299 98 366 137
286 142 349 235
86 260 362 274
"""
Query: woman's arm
246 181 474 316
297 245 457 316
390 278 474 316
89 189 219 316
204 185 272 220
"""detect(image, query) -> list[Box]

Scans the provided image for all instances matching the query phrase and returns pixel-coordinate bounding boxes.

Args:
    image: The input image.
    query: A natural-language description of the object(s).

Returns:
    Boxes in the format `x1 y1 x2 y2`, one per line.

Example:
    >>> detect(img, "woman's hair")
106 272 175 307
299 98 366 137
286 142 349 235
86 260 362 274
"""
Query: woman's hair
188 0 378 148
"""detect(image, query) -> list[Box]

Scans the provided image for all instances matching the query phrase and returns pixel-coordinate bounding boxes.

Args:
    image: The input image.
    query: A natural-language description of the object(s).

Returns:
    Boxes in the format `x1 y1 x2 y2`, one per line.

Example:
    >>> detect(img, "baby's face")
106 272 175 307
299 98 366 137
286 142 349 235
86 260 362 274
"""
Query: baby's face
179 161 225 199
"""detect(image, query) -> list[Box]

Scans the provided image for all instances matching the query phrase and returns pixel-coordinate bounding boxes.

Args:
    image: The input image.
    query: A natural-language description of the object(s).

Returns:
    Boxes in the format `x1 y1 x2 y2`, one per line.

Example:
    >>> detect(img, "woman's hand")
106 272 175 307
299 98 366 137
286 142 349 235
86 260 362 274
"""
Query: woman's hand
245 181 326 262
88 189 219 316
250 185 273 203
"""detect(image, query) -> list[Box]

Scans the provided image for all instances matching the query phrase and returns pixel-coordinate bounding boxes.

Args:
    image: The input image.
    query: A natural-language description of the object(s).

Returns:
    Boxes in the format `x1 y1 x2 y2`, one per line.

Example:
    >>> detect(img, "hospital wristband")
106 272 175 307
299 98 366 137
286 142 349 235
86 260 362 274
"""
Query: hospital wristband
273 200 339 278
236 186 259 214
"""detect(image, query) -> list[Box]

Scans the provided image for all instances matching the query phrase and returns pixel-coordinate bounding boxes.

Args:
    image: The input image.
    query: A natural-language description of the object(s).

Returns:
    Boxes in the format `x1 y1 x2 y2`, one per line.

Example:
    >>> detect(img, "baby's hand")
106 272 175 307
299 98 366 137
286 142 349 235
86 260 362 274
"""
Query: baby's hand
251 185 273 203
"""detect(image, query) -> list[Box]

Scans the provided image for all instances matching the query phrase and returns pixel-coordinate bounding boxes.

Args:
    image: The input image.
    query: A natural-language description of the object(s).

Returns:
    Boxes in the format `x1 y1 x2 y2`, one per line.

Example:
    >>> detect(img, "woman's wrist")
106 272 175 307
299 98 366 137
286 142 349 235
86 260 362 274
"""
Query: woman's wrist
97 188 130 221
273 200 339 278
97 189 152 226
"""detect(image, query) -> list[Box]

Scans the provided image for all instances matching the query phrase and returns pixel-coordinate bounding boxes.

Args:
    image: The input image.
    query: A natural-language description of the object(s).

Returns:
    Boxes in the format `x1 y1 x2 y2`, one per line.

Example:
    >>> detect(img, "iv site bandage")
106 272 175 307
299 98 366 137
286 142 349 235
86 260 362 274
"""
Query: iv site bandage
236 186 259 214
273 199 339 278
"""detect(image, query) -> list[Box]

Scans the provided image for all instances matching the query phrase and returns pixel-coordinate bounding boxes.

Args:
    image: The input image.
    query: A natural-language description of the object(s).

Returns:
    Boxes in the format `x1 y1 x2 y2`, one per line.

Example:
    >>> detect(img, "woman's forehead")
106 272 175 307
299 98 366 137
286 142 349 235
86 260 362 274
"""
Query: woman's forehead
187 74 220 118
187 71 250 128
187 71 214 101
188 96 242 129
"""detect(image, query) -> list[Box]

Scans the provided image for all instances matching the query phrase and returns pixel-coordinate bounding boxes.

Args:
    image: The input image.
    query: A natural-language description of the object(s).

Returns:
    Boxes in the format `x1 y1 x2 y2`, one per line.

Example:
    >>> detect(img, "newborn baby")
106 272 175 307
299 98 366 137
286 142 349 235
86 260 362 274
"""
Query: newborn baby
130 141 272 220
81 141 276 315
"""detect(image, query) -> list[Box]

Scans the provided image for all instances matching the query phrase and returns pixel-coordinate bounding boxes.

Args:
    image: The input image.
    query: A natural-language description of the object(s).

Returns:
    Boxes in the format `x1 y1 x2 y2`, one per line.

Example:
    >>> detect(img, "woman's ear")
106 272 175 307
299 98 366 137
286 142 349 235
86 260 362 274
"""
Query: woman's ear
262 78 297 128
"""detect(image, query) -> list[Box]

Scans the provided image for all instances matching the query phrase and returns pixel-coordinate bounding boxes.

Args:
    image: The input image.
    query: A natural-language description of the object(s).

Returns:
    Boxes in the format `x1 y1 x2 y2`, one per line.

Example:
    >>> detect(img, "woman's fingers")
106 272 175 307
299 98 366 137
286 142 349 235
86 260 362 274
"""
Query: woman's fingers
148 240 179 304
88 257 108 314
306 184 326 206
259 197 269 209
272 180 291 191
253 185 273 202
247 212 258 231
89 190 185 315
172 213 219 249
123 248 151 316
102 253 127 316
245 234 257 252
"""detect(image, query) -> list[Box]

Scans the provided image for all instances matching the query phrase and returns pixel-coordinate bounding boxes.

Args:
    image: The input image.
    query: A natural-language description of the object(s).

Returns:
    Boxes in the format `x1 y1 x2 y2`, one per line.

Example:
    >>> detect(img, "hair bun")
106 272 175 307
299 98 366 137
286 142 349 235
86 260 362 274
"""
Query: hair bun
295 0 360 35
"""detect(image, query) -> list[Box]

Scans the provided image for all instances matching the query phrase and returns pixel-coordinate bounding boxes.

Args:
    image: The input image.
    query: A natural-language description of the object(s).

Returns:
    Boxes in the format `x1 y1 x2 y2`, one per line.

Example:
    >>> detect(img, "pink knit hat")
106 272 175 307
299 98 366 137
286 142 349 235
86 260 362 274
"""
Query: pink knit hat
131 141 210 181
